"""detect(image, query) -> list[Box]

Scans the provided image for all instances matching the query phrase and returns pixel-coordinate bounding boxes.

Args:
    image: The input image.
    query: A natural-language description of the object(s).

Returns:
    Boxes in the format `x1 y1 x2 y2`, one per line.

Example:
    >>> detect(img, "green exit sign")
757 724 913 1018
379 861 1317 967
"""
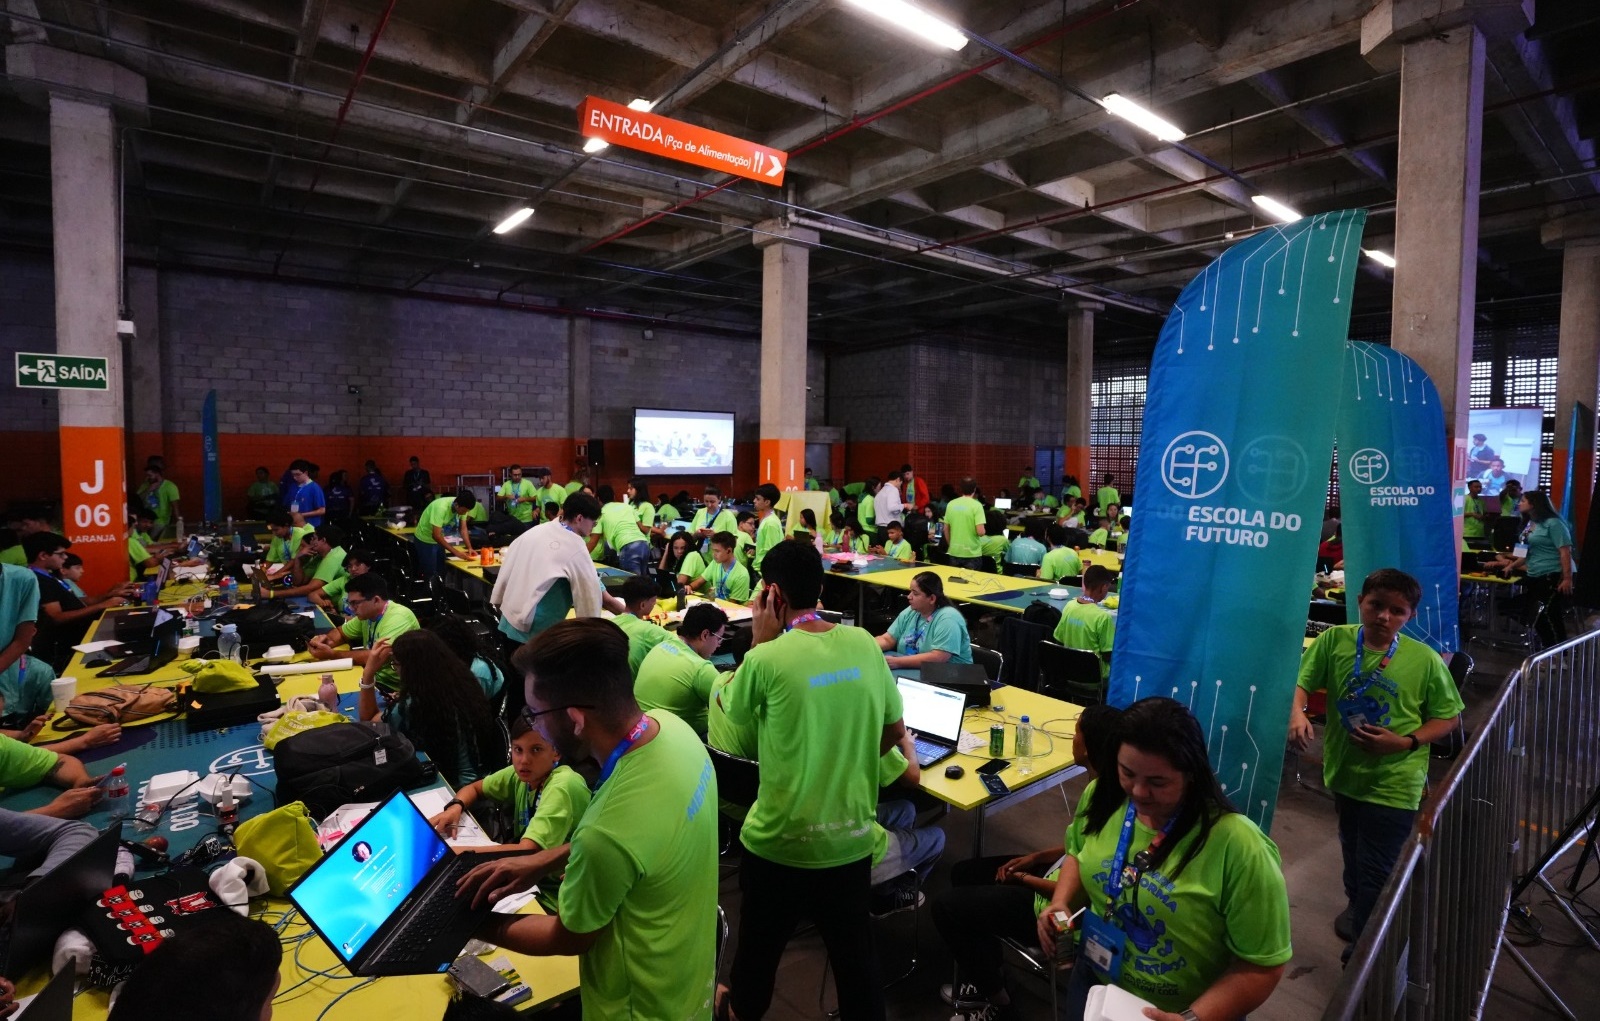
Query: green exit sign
15 352 109 390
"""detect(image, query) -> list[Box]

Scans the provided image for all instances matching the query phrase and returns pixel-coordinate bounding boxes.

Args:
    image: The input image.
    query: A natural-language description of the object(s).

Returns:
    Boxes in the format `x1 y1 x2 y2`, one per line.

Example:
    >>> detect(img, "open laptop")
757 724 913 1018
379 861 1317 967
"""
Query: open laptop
102 609 182 677
896 676 969 768
288 790 524 976
920 661 992 707
13 964 74 1021
0 823 120 979
993 497 1013 510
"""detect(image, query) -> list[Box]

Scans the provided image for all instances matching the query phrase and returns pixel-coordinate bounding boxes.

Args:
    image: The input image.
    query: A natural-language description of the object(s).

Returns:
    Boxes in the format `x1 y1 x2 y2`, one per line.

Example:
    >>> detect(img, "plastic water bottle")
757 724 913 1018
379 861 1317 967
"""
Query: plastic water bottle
104 766 130 820
1015 715 1034 775
224 577 238 605
175 516 185 543
318 673 339 713
217 624 242 664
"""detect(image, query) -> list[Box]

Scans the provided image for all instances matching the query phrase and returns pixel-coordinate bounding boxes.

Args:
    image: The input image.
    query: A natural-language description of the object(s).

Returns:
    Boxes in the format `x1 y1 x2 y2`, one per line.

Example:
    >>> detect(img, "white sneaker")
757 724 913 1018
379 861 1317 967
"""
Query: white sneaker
949 1004 1007 1021
939 981 981 1006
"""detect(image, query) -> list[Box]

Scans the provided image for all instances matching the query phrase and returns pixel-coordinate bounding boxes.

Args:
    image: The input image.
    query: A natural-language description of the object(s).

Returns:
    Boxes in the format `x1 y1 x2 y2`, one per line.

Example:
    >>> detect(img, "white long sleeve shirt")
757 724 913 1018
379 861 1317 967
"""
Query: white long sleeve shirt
491 519 603 638
875 483 904 527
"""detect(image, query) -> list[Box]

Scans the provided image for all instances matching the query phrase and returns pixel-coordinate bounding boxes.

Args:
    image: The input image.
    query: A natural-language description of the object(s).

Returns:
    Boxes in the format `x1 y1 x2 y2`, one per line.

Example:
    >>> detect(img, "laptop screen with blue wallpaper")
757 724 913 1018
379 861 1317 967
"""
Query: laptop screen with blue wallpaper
289 793 448 963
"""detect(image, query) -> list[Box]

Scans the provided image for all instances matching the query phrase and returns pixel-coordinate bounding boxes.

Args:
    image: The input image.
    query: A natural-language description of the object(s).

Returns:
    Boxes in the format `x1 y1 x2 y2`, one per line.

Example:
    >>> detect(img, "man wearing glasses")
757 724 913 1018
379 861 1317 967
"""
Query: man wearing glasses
254 523 348 604
461 618 720 1020
24 533 136 673
308 574 418 690
632 603 729 737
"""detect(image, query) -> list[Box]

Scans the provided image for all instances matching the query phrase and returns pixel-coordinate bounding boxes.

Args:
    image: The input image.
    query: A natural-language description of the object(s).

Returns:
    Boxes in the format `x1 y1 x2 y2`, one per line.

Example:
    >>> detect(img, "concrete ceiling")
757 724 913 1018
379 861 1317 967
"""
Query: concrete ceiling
1 0 1596 348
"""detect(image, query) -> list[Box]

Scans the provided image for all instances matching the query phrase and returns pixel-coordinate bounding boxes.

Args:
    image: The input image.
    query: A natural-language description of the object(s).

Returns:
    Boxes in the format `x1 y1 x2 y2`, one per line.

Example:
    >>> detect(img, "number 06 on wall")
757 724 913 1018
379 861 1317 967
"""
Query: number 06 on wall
60 425 128 591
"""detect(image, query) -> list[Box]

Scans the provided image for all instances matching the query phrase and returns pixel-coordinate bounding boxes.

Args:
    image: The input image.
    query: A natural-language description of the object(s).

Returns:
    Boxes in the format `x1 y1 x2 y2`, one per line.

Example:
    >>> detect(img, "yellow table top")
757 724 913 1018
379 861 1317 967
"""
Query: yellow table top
913 685 1086 811
854 565 1054 613
1078 548 1124 571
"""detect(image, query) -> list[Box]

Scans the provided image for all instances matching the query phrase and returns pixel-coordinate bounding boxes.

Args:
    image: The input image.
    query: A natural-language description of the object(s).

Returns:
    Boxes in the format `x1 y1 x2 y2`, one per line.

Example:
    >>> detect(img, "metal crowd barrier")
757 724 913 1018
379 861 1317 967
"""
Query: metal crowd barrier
1324 629 1600 1020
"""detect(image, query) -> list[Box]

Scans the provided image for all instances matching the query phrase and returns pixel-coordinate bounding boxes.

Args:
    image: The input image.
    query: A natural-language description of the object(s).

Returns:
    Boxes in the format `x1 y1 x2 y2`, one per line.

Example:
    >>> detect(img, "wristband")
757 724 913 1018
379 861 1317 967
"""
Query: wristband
358 681 376 691
1407 734 1420 751
445 798 465 811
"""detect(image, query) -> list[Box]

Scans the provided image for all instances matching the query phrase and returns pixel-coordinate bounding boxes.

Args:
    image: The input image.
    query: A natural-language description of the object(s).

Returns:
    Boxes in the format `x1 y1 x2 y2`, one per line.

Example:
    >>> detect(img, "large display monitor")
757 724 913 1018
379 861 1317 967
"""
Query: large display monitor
633 408 734 475
1466 406 1543 506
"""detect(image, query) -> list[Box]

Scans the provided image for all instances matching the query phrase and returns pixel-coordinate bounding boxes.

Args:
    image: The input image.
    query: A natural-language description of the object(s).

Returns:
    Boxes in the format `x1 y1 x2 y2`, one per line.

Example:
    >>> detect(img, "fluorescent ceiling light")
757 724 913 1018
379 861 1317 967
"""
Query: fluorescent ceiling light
1101 94 1185 142
1252 195 1302 222
582 136 609 153
627 98 655 111
841 0 966 50
1363 249 1397 268
491 206 534 234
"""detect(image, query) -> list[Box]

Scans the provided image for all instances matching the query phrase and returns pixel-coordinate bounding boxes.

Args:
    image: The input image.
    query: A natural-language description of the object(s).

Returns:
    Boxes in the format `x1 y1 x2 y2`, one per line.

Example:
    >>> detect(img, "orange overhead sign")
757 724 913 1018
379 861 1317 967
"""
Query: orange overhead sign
578 96 788 187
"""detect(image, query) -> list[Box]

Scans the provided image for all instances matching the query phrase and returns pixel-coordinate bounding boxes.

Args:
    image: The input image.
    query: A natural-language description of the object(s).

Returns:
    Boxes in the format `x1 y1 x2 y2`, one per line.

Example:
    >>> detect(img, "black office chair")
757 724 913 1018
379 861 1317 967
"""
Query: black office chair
997 617 1052 690
1036 641 1106 705
706 745 760 861
1002 562 1040 578
970 644 1003 684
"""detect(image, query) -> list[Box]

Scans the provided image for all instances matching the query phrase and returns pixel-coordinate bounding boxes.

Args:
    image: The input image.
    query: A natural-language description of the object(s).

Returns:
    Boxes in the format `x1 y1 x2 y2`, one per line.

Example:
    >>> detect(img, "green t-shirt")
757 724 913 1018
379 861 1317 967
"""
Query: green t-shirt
1297 625 1464 810
943 496 985 559
597 502 647 552
689 507 736 538
309 547 347 589
1526 516 1573 577
734 531 755 571
708 673 757 759
1040 546 1083 582
563 480 583 495
1007 537 1046 566
699 560 751 603
886 606 972 664
1052 598 1116 679
323 573 351 607
481 763 592 851
636 501 656 531
1096 486 1120 515
843 482 865 498
127 536 150 582
558 713 718 1021
1038 781 1098 916
0 732 58 792
415 497 462 546
613 613 672 676
979 533 1009 567
246 480 278 509
1063 484 1082 501
857 493 876 533
1073 806 1292 1011
537 485 566 513
499 479 538 523
267 526 313 564
1018 475 1040 491
675 550 707 583
634 637 720 735
869 746 912 866
0 546 24 567
1088 527 1110 548
880 538 915 563
722 624 903 868
752 512 784 574
340 601 421 690
1462 494 1486 539
139 479 180 526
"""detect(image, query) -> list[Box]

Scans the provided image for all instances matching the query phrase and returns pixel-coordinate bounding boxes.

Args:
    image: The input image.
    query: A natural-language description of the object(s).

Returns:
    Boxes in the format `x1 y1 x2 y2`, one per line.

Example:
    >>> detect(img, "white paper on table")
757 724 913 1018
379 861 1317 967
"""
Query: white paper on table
260 659 352 676
73 639 125 653
956 731 987 754
409 787 495 847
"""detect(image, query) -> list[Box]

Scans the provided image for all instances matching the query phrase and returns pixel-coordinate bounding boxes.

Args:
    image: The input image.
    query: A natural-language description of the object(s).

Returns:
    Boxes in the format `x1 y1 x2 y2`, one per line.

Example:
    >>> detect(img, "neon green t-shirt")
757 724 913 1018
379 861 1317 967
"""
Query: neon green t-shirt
880 538 915 563
139 479 179 527
674 550 707 583
1462 495 1486 539
943 496 985 559
0 732 59 791
857 493 876 533
636 501 656 531
309 547 347 587
499 479 538 524
127 536 150 581
1297 625 1463 810
1037 781 1099 916
752 512 784 574
612 613 671 676
1088 527 1110 548
690 507 737 538
868 746 911 866
267 526 313 564
323 573 351 607
1096 486 1120 515
538 485 567 513
634 637 720 735
1018 475 1040 491
558 713 718 1021
481 763 592 851
980 533 1010 568
1052 598 1116 679
886 606 971 663
597 502 647 552
340 601 421 690
699 560 751 603
0 546 24 567
414 497 462 546
722 624 903 868
1073 806 1292 1011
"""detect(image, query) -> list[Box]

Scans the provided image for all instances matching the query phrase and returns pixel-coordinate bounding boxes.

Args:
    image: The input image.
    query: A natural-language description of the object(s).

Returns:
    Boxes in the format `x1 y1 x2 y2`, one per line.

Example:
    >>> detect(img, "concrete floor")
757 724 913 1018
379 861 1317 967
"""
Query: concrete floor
712 633 1600 1020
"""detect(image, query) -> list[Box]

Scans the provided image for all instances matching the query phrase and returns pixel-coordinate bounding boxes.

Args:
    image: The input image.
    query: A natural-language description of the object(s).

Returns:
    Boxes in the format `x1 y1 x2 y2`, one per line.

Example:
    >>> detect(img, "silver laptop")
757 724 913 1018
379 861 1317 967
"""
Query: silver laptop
896 676 968 768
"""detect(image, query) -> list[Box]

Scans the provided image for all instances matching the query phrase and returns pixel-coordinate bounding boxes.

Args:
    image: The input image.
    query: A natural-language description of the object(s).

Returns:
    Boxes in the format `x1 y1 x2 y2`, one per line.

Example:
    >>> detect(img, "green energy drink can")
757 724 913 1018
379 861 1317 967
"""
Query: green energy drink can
988 724 1004 757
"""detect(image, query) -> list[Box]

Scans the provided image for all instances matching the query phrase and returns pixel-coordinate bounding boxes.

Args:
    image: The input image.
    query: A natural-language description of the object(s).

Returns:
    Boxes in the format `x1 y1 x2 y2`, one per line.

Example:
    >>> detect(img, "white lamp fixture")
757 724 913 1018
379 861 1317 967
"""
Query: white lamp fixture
1251 195 1302 223
1101 94 1186 142
1363 249 1397 268
491 206 534 234
627 98 655 111
582 136 609 153
841 0 966 50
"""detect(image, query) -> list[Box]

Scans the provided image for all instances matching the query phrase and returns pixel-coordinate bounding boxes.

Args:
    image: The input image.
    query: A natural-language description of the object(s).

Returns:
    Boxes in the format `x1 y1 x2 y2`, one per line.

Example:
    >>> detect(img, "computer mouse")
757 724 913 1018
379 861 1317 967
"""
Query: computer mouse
944 764 965 779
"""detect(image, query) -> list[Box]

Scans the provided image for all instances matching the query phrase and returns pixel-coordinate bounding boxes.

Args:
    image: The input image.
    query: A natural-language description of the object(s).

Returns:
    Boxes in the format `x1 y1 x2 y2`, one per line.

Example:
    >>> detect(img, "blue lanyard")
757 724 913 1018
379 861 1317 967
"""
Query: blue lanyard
785 611 824 633
905 614 929 654
1104 802 1178 915
598 716 649 786
366 608 385 650
885 540 905 558
715 565 732 601
1349 626 1399 699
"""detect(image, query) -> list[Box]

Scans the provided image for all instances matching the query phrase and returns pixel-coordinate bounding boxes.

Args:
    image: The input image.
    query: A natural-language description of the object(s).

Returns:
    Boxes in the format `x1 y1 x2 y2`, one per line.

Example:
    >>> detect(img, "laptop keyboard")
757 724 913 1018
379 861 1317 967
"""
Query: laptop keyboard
372 857 472 963
913 737 951 767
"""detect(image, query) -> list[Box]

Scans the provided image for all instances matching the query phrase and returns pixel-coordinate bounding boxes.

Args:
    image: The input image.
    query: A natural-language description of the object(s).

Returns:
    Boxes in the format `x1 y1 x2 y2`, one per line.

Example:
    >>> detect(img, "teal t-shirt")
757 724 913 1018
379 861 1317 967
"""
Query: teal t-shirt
634 637 720 735
558 713 718 1021
598 502 648 552
498 578 572 644
481 763 592 850
1051 598 1116 679
0 564 41 697
1297 625 1464 810
1526 517 1573 577
943 496 985 559
1073 806 1292 1011
415 497 461 546
613 613 671 676
1006 536 1046 566
341 602 421 690
722 624 903 868
1040 546 1083 582
885 606 972 664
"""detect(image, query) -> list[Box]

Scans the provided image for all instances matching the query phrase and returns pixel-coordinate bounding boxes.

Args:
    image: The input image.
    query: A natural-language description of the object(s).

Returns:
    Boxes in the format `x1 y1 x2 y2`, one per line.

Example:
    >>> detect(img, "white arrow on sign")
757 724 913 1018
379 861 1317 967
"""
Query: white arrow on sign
19 365 36 376
765 156 783 178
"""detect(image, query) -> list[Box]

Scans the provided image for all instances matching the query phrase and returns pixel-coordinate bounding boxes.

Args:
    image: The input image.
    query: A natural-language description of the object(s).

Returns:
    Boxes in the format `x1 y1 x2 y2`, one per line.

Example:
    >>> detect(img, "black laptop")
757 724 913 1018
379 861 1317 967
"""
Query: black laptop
13 965 74 1021
920 661 993 707
287 791 525 976
0 823 120 978
101 609 182 677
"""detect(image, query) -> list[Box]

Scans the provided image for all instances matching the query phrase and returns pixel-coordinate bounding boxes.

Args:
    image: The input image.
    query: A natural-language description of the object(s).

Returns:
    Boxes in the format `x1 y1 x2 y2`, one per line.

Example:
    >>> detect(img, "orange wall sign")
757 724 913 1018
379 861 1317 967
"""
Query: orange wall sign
60 425 129 593
578 96 788 187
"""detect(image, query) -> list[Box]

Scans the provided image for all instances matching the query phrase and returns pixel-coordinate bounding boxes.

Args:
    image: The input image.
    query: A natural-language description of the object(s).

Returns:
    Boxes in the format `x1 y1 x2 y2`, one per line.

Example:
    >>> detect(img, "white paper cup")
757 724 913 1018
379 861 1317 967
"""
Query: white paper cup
51 676 77 707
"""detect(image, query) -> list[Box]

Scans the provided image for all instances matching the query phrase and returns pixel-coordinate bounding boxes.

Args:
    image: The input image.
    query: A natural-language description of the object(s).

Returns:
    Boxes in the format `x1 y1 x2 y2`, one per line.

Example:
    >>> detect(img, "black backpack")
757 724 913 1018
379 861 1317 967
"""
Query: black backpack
272 721 431 819
1020 600 1062 628
217 601 318 652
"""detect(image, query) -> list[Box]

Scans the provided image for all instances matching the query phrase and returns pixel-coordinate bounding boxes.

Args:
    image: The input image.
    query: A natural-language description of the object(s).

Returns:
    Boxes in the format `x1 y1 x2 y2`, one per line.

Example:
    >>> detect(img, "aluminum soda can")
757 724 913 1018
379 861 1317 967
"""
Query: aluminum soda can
989 724 1005 757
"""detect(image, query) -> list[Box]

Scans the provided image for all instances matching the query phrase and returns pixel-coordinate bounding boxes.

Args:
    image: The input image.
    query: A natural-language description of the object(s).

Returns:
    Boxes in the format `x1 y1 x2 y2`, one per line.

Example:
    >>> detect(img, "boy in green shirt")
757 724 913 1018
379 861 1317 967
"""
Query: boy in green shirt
307 574 419 690
942 477 988 571
734 512 758 572
856 477 879 546
499 464 539 524
1289 567 1463 958
751 483 784 577
1051 564 1116 680
634 604 728 735
612 576 672 675
1039 523 1084 582
245 466 279 519
312 547 373 616
414 491 477 576
691 532 752 603
689 486 738 554
1462 479 1486 540
979 510 1010 569
1018 468 1040 491
137 465 180 538
872 519 916 563
260 510 313 584
1095 473 1120 517
256 523 347 602
595 485 652 576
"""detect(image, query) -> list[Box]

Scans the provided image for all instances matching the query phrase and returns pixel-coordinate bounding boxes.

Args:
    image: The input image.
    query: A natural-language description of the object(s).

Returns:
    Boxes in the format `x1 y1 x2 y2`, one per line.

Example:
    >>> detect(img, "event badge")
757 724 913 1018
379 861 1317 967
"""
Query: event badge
1336 696 1371 732
1080 912 1125 980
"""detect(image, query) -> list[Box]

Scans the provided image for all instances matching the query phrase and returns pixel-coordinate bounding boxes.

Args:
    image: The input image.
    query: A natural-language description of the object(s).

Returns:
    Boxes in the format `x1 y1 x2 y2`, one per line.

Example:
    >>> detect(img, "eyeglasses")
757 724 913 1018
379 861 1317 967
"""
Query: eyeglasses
519 703 596 727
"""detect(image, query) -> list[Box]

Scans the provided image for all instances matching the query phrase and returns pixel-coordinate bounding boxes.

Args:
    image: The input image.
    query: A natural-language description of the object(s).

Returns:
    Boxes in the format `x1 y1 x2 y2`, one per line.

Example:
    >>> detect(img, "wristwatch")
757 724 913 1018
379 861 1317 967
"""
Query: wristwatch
1407 734 1420 751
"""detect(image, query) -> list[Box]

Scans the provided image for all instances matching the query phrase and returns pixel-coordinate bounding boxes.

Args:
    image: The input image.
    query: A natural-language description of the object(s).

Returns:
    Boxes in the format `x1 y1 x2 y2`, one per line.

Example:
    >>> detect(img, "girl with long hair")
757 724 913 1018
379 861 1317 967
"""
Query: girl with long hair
358 629 504 789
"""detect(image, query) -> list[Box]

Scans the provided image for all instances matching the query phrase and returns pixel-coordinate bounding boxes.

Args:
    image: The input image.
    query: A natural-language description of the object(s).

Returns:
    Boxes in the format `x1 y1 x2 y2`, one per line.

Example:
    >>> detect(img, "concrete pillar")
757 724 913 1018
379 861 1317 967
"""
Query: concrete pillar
753 220 818 490
1064 302 1100 494
1543 212 1600 539
125 265 162 454
568 316 592 472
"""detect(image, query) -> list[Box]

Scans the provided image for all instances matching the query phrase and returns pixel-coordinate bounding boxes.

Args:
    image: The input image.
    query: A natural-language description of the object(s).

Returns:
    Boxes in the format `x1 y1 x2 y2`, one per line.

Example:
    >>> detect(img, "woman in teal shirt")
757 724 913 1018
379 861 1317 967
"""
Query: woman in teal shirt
1504 490 1574 645
358 630 504 789
875 571 972 668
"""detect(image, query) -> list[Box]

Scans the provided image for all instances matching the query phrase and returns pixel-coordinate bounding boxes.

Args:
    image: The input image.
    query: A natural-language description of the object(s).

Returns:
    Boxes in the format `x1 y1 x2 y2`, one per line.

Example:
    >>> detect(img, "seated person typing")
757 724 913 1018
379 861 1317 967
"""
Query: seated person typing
1039 524 1083 583
307 574 419 687
872 520 916 564
875 571 973 669
688 531 752 604
255 523 347 603
259 509 312 584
